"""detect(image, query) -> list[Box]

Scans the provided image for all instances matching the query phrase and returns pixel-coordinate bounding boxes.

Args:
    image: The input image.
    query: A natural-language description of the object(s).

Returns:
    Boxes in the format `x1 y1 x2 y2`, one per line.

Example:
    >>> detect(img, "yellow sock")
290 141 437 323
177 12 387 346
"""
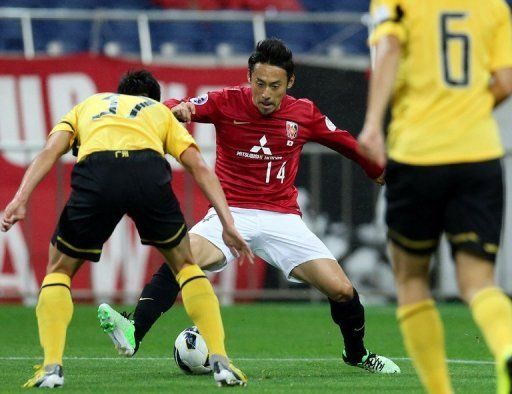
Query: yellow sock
36 273 73 366
397 299 453 394
470 287 512 360
176 264 227 357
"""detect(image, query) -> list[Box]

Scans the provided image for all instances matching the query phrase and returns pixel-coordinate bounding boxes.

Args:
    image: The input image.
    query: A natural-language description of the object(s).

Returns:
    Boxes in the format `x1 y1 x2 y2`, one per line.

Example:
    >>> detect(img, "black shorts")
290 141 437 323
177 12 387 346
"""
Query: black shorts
51 150 187 262
385 159 503 262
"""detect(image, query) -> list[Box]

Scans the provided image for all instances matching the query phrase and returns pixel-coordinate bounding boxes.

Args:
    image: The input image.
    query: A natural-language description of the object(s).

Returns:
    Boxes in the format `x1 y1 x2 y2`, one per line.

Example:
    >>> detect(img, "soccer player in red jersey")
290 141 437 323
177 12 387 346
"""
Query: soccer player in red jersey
100 38 400 374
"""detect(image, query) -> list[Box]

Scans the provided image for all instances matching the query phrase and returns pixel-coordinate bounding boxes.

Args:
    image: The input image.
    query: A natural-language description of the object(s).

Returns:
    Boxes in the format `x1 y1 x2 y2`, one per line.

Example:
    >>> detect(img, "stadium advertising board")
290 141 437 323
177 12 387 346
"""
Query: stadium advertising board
0 55 266 304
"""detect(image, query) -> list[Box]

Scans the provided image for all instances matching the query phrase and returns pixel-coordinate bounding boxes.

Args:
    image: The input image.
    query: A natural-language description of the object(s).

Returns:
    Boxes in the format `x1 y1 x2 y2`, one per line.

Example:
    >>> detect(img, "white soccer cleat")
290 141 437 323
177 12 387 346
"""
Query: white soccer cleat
22 364 64 388
211 355 248 387
343 349 401 374
97 303 136 357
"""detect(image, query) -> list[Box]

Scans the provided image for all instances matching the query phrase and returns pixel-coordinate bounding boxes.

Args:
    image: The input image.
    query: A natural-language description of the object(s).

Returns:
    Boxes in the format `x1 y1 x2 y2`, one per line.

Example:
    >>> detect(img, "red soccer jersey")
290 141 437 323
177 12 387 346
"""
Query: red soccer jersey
164 86 382 215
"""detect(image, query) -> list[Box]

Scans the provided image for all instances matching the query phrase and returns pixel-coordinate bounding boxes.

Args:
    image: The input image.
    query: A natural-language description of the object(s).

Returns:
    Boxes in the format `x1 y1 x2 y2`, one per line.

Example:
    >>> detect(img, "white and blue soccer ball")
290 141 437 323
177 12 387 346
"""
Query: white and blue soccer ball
173 326 211 375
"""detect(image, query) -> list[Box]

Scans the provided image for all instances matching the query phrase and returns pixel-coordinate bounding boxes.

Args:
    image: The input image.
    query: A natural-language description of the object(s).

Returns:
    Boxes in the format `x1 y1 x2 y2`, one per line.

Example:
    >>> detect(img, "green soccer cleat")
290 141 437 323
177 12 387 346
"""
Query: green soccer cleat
97 303 136 357
211 355 248 387
22 364 64 388
343 349 401 374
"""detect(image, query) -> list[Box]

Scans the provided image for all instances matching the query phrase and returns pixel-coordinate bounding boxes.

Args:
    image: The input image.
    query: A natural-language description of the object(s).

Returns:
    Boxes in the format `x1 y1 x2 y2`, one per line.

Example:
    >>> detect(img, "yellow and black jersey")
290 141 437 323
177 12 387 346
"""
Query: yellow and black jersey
369 0 512 165
49 93 197 162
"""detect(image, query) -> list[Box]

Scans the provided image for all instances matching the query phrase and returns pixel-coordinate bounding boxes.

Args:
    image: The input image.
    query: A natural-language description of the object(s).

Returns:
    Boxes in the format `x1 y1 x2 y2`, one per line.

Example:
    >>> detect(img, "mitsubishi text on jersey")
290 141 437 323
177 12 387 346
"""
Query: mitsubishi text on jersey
165 86 382 215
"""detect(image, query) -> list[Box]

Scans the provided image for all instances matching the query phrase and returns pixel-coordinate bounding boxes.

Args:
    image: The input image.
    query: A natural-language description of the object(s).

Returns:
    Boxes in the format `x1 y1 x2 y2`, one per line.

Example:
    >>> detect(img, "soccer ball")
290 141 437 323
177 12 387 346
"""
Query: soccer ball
173 326 211 375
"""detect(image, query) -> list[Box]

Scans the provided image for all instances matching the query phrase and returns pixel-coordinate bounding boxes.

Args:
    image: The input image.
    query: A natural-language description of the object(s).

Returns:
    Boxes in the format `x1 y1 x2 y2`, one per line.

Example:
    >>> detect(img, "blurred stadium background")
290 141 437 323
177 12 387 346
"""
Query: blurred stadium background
1 0 512 306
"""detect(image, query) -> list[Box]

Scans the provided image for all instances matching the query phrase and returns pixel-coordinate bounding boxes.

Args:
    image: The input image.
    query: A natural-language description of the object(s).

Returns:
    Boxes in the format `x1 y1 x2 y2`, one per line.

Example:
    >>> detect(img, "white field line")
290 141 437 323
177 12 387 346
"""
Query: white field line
0 356 495 365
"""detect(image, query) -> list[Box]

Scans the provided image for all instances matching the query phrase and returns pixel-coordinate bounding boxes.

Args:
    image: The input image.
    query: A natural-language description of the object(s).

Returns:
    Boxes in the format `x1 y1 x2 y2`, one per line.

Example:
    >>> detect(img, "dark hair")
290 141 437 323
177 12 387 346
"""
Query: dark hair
248 38 294 80
117 69 161 101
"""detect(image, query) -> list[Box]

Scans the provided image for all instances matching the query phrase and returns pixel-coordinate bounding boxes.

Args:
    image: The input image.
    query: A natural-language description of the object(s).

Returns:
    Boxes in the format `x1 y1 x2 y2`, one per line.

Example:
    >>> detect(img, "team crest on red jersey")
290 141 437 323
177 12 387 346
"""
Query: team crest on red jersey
286 121 298 139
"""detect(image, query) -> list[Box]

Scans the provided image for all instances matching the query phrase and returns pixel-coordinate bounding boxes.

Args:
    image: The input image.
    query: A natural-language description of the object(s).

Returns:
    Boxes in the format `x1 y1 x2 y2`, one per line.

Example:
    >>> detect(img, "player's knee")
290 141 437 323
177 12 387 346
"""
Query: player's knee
46 263 75 278
458 279 495 304
327 280 354 303
46 248 82 278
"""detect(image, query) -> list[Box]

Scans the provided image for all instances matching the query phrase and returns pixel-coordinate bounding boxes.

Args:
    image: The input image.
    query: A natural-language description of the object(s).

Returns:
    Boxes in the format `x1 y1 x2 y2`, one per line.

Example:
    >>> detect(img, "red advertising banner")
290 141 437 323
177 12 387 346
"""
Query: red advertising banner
0 55 266 304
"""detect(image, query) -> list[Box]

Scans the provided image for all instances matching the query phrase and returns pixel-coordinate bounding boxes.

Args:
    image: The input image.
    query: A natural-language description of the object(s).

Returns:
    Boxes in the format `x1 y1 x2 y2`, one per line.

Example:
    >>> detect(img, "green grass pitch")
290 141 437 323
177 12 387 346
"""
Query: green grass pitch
0 303 495 393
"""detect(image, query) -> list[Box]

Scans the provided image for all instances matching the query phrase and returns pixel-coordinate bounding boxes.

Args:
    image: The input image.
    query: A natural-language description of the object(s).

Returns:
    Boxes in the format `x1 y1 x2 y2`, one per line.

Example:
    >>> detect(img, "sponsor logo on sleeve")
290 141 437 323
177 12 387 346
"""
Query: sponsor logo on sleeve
325 117 337 132
190 93 209 105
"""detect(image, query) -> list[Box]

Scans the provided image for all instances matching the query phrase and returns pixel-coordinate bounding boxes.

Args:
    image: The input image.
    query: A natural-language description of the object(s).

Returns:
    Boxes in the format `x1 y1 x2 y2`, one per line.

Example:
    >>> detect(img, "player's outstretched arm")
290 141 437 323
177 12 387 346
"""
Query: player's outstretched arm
1 131 71 232
180 146 254 264
359 34 401 168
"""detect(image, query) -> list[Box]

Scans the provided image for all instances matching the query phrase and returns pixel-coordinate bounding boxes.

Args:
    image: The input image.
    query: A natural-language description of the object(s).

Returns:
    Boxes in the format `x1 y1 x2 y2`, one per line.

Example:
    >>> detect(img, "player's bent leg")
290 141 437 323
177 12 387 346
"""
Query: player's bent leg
159 235 247 387
24 244 83 389
120 233 227 356
456 252 512 394
391 243 453 393
131 263 180 351
291 258 353 302
101 234 228 357
174 264 247 387
97 265 174 357
291 258 400 374
173 264 226 357
189 233 229 270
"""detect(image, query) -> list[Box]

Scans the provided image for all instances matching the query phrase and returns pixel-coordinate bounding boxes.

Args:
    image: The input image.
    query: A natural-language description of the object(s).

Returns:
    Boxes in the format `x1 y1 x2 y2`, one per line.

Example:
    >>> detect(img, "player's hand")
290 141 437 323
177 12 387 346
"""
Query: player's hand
1 197 26 232
171 102 196 123
222 225 254 266
358 123 387 168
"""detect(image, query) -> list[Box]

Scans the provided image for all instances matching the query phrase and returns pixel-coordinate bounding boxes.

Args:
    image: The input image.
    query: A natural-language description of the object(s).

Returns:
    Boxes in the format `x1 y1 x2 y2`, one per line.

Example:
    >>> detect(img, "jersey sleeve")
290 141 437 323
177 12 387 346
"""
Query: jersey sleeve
490 0 512 71
369 0 406 46
307 105 384 179
163 90 223 123
164 113 200 162
48 103 79 149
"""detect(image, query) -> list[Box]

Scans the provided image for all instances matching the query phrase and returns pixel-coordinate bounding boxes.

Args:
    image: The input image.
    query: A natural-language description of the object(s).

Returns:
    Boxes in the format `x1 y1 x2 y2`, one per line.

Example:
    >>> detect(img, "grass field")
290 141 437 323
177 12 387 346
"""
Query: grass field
0 303 495 393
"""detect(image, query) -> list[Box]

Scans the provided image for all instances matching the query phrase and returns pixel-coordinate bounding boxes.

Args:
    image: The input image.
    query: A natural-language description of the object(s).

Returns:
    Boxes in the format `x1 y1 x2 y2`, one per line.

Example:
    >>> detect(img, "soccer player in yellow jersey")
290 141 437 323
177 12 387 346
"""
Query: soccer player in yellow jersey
358 1 512 393
0 70 253 388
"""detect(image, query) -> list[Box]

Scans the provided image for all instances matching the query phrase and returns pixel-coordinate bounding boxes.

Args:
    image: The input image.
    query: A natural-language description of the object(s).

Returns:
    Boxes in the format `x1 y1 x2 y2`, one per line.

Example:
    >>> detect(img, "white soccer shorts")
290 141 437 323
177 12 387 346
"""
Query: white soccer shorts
189 207 336 282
